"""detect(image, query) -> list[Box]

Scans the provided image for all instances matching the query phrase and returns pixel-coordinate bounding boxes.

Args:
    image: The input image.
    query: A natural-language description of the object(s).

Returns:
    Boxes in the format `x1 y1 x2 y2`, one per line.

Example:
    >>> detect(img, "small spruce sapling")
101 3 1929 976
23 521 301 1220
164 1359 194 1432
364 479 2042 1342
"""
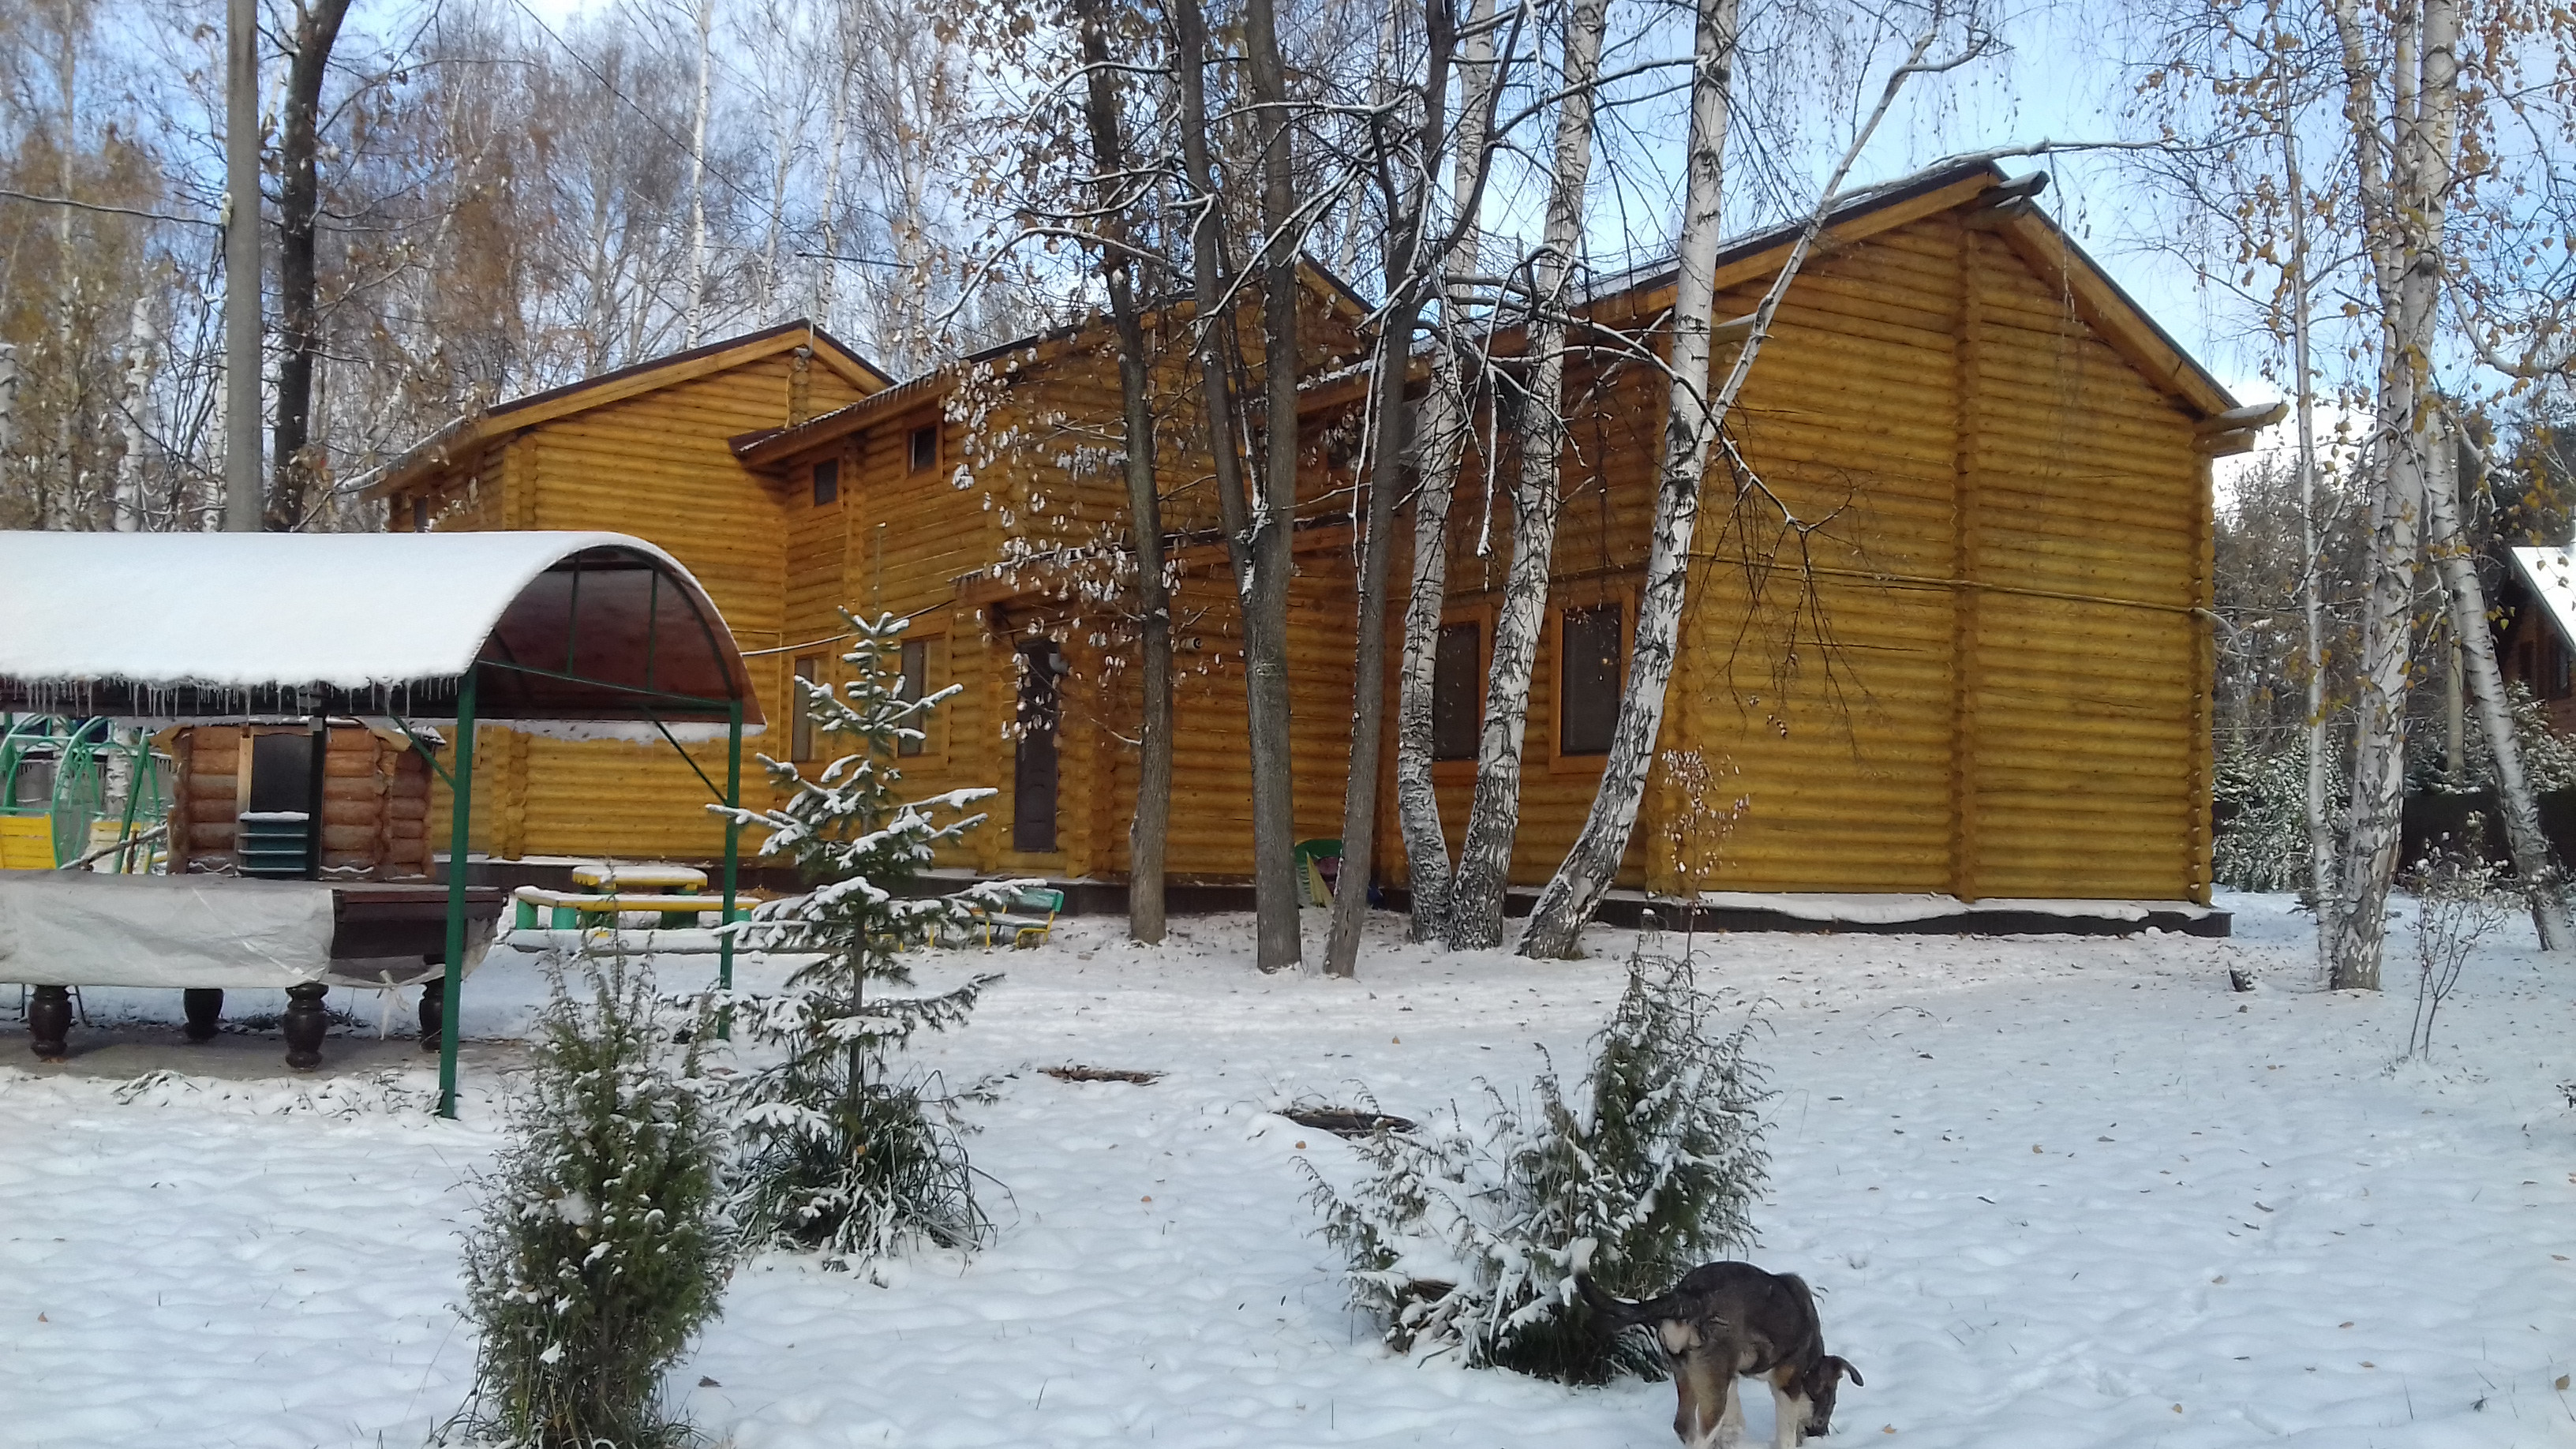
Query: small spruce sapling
1309 940 1770 1382
715 611 1019 1270
452 950 730 1449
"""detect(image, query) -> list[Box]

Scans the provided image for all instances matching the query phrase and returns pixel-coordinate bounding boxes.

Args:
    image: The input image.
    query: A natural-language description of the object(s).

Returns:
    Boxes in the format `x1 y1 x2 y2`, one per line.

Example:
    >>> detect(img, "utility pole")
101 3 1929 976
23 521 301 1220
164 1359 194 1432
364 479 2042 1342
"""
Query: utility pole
223 0 262 532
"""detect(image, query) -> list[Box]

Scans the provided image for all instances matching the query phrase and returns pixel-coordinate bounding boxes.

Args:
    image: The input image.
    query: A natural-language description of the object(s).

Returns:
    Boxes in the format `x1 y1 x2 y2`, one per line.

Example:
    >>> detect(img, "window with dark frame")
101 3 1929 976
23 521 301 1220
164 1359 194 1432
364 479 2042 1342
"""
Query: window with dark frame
1558 601 1624 756
908 424 938 474
792 655 822 760
1431 622 1481 762
898 639 929 756
811 458 840 506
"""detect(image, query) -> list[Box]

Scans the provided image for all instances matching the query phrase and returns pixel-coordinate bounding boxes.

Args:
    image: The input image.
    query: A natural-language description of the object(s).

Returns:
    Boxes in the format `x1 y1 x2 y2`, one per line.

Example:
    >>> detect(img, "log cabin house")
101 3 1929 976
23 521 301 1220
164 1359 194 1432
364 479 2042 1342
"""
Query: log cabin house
368 321 889 863
377 159 2265 910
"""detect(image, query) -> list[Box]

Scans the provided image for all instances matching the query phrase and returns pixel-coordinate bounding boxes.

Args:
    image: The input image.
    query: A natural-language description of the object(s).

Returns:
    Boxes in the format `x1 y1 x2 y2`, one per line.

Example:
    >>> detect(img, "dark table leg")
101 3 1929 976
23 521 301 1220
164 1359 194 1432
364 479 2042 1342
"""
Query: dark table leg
27 987 69 1061
182 988 224 1043
283 983 328 1070
417 979 444 1054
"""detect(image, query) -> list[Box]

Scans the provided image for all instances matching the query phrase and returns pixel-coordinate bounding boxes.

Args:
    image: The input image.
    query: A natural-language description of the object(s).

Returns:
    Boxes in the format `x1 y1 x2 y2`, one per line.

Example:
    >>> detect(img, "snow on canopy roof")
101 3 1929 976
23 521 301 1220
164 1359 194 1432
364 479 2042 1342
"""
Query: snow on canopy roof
2512 547 2576 650
0 530 763 736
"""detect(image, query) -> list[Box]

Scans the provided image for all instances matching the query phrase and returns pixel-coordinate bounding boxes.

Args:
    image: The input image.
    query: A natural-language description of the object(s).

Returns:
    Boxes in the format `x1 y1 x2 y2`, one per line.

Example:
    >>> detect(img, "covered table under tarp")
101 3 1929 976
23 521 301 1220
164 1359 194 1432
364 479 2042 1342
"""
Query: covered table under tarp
0 530 766 1113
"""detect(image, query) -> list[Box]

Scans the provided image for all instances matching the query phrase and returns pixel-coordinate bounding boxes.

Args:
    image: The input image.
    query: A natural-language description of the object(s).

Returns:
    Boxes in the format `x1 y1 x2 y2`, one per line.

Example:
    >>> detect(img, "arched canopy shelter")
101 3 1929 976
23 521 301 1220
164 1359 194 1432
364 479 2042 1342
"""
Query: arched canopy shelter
0 530 766 1115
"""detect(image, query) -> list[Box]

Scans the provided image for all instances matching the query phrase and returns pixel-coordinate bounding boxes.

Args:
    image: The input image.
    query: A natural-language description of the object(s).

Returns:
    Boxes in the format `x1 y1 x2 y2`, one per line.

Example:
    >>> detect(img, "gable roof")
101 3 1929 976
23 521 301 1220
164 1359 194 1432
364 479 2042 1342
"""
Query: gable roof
365 320 889 500
732 260 1374 472
1584 157 2242 422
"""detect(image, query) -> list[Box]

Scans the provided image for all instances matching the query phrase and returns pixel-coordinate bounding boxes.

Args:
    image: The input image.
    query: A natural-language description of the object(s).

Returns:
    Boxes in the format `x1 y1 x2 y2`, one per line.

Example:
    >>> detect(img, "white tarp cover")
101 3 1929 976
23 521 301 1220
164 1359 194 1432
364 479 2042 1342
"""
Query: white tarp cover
0 871 338 989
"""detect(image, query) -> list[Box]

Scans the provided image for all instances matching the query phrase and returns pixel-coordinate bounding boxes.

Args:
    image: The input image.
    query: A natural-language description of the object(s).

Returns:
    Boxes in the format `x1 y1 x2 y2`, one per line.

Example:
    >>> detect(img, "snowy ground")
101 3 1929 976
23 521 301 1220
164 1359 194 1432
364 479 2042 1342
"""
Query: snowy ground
0 893 2571 1447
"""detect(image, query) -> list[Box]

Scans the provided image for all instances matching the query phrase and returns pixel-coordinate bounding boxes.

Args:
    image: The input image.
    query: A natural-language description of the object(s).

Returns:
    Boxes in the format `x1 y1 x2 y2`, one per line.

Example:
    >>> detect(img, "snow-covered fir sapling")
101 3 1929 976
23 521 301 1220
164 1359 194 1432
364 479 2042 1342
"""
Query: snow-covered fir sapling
452 950 730 1449
1308 940 1769 1383
715 611 1020 1271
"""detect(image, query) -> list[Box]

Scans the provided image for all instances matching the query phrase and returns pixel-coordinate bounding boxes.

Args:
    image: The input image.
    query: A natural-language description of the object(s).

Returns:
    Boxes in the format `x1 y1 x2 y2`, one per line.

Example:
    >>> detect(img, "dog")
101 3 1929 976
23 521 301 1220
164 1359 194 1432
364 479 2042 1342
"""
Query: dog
1578 1261 1861 1449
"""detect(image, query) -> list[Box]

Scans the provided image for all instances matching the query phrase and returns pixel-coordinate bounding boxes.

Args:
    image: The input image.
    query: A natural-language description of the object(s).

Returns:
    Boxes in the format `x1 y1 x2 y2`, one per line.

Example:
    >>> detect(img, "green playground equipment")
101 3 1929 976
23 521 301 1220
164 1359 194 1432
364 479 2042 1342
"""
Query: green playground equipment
0 716 173 872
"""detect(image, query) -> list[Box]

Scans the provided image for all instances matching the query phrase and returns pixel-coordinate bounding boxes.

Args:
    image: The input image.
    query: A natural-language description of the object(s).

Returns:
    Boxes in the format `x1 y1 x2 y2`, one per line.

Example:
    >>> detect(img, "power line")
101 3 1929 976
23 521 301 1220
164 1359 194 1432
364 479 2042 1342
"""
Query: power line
0 188 218 228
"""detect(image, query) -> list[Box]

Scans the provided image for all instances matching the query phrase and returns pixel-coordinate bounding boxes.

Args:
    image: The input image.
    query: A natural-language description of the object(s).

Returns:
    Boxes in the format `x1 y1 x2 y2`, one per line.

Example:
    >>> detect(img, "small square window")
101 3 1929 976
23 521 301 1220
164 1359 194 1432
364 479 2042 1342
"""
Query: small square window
791 655 824 760
811 459 840 506
1431 622 1481 762
897 639 929 757
909 424 938 475
1559 602 1623 756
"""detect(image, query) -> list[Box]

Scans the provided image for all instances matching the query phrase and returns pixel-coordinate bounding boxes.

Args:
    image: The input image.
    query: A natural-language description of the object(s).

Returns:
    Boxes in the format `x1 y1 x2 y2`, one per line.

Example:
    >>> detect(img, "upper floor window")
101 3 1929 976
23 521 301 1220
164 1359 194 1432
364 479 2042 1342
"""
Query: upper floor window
811 459 840 506
909 424 939 475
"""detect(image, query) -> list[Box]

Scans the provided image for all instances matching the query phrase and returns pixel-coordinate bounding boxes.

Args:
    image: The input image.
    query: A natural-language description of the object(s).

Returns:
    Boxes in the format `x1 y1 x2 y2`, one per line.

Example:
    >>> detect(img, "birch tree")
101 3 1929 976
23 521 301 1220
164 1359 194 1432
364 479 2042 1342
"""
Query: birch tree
2320 0 2460 990
683 0 717 346
1321 0 1466 978
1390 0 1503 943
2424 414 2572 945
1438 0 1608 949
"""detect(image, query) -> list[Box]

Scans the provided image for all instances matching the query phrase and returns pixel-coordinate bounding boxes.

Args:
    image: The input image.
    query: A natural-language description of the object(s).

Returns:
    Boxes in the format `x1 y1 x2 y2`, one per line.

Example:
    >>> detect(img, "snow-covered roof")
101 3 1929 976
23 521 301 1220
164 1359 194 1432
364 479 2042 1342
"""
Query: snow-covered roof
2510 547 2576 650
0 530 763 736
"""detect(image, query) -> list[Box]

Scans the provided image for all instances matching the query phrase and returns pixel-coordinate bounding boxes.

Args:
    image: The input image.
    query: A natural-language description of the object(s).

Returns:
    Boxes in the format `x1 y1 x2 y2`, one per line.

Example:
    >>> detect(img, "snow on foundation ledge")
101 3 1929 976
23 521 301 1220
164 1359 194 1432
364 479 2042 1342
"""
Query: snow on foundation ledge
1682 891 2228 937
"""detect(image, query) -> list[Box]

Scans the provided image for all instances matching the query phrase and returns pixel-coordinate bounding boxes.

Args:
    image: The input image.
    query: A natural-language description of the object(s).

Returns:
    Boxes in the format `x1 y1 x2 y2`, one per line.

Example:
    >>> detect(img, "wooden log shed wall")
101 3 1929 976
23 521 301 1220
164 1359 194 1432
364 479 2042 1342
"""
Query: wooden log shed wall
373 161 2260 907
369 322 888 862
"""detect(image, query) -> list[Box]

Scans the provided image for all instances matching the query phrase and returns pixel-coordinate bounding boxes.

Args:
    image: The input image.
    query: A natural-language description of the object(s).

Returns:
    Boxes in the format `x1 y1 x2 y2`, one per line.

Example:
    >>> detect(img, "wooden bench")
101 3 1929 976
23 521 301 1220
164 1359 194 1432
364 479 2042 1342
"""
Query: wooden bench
511 886 747 932
973 886 1063 949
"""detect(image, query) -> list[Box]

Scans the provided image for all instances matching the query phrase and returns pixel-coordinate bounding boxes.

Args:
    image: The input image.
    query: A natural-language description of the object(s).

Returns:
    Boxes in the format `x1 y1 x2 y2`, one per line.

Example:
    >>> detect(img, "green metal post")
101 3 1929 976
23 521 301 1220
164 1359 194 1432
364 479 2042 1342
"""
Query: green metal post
718 697 743 1038
438 672 478 1118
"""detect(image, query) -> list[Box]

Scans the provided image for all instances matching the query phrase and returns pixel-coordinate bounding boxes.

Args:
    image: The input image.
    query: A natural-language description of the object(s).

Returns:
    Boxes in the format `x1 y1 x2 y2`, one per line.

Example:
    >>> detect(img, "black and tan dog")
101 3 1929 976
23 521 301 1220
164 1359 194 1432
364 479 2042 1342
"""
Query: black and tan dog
1578 1262 1862 1448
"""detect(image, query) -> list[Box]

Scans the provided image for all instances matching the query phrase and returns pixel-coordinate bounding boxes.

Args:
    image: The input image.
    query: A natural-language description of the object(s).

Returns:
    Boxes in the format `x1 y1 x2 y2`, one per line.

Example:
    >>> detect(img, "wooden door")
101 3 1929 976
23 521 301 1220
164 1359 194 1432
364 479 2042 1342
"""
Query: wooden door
1013 642 1060 853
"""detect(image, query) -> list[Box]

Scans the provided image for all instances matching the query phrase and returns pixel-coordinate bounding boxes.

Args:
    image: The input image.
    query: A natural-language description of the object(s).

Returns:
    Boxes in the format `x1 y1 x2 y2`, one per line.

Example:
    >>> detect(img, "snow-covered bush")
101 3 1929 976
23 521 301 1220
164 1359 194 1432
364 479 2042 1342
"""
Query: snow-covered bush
716 611 1018 1271
451 952 730 1449
1307 945 1769 1383
2213 747 2321 893
2403 842 2513 1058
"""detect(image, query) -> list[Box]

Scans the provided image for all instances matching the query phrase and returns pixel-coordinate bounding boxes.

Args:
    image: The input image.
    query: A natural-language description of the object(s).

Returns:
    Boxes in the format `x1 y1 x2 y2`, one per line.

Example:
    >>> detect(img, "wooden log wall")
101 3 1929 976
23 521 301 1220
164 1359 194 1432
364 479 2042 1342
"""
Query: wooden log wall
1372 210 2212 904
419 351 870 863
763 292 1372 885
163 724 431 878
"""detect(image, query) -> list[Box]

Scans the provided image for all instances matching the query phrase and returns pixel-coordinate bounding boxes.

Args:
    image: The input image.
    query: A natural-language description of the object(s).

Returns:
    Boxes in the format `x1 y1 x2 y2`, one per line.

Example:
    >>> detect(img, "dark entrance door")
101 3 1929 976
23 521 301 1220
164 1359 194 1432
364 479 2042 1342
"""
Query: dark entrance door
1013 642 1060 853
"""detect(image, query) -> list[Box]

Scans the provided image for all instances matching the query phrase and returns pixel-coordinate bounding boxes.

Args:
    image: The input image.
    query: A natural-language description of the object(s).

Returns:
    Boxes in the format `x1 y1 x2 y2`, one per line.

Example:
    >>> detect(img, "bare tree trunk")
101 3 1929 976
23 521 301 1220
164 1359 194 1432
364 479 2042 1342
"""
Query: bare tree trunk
683 0 716 347
1324 0 1461 979
2324 0 2458 990
814 15 854 332
0 344 17 459
269 0 355 532
114 300 155 533
1442 0 1607 949
1242 0 1305 973
1519 15 1954 956
2425 415 2572 946
1073 0 1172 944
1392 0 1501 942
1173 0 1297 971
2283 118 2338 938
